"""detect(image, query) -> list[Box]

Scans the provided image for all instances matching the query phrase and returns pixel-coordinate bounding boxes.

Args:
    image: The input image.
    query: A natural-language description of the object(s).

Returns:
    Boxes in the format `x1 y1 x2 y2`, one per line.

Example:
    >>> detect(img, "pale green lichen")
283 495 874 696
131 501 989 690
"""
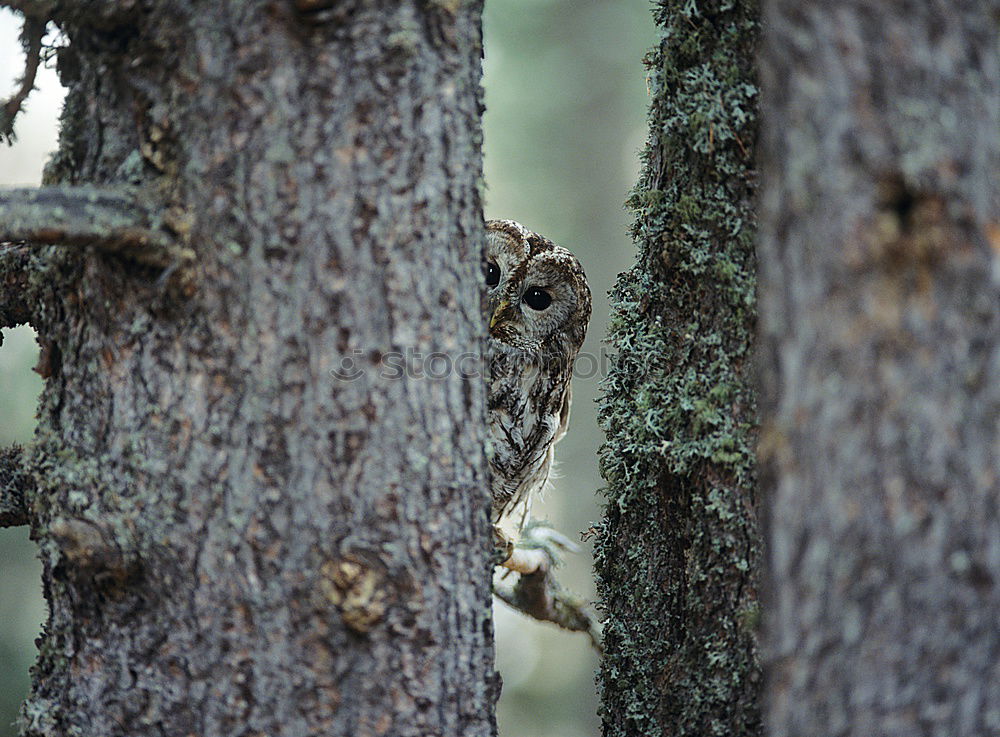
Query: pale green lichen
594 1 761 735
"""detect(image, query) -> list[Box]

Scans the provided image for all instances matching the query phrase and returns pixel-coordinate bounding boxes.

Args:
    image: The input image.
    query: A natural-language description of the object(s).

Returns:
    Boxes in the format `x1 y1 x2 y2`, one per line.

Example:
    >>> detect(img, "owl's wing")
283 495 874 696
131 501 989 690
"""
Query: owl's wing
552 382 572 445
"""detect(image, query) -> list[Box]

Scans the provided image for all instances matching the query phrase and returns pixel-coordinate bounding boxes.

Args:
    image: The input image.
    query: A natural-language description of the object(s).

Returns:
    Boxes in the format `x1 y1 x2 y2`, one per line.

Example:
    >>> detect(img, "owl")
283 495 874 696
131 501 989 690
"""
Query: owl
483 220 591 568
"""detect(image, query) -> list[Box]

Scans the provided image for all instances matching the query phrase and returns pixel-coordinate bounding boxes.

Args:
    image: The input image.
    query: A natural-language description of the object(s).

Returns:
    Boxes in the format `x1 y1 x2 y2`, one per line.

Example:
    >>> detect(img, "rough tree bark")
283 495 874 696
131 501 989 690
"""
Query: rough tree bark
0 2 497 736
758 2 1000 736
595 1 761 735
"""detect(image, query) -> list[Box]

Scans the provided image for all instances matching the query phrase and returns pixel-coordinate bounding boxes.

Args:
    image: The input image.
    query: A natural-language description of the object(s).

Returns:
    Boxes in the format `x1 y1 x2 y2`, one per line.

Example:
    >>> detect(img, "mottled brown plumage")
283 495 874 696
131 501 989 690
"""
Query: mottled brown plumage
484 220 591 553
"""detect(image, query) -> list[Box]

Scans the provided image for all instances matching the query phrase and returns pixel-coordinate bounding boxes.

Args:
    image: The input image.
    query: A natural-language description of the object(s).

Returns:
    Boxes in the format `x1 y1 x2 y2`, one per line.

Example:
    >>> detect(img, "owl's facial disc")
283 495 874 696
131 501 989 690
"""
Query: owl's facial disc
483 219 590 357
488 274 576 354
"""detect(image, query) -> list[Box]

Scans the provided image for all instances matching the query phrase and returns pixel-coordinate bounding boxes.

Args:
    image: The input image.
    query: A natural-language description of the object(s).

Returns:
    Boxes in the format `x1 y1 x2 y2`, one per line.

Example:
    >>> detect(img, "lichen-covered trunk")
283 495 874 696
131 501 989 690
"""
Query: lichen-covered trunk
758 2 1000 735
594 2 761 735
2 2 496 735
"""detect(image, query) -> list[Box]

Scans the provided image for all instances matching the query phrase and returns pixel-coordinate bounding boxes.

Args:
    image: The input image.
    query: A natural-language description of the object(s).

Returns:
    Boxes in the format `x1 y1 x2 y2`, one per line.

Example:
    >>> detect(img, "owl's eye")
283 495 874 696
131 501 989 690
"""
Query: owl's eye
522 287 552 311
485 261 501 287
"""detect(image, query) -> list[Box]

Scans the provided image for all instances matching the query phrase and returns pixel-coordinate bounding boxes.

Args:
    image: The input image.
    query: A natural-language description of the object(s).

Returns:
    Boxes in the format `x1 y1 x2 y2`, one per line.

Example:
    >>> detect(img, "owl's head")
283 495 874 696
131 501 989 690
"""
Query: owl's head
484 219 591 360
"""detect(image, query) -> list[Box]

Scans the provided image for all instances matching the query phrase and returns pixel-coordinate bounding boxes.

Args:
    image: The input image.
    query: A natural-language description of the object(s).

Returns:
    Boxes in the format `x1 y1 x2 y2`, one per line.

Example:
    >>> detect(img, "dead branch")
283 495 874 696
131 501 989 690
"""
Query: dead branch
0 186 184 267
0 11 46 144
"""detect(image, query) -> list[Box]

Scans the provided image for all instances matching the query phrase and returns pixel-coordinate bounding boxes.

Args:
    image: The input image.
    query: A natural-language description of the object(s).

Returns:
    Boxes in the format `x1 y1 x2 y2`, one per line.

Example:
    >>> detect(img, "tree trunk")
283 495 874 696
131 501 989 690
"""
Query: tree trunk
594 2 761 735
0 2 496 736
758 2 1000 735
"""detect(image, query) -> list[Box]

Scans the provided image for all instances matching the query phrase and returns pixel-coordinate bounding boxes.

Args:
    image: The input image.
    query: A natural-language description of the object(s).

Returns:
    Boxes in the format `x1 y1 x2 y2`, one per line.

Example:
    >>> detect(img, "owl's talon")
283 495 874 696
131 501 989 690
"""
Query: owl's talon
497 520 577 575
492 525 515 567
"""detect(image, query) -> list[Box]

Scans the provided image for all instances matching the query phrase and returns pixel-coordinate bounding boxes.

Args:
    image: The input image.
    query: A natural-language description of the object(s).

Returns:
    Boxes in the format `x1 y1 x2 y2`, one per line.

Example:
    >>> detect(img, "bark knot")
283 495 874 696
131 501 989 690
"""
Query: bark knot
49 517 139 591
320 557 389 634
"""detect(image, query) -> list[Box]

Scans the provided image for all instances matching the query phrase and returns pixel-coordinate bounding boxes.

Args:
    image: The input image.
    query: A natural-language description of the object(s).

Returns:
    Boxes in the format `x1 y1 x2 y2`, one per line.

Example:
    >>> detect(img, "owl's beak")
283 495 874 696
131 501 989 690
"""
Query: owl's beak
490 300 511 330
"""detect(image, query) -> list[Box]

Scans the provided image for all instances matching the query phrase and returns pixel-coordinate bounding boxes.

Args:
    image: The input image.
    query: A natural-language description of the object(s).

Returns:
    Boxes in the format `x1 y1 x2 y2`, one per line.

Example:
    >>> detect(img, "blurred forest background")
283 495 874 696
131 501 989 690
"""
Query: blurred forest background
0 3 655 735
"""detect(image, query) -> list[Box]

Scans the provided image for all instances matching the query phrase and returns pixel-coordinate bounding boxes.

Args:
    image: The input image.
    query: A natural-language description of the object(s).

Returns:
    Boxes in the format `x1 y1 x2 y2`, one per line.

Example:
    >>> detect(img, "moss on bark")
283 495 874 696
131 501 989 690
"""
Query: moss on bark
595 2 761 735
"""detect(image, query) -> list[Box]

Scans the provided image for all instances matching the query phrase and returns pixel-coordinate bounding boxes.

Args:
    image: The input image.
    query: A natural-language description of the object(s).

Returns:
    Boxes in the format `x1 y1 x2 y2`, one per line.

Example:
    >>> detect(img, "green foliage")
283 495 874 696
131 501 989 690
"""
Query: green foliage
595 1 761 735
